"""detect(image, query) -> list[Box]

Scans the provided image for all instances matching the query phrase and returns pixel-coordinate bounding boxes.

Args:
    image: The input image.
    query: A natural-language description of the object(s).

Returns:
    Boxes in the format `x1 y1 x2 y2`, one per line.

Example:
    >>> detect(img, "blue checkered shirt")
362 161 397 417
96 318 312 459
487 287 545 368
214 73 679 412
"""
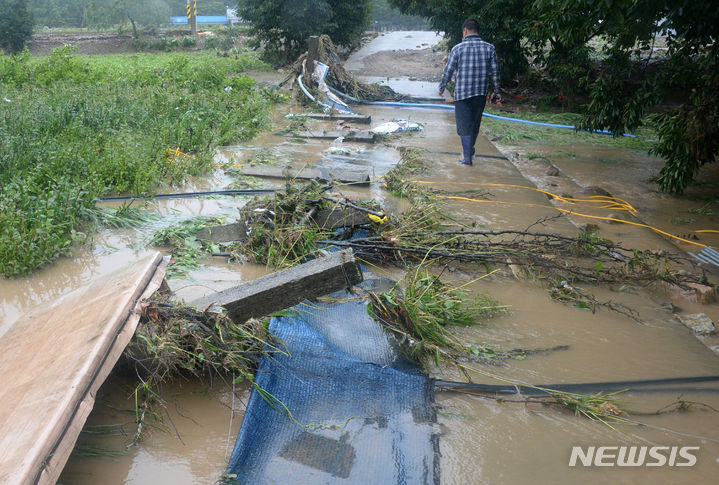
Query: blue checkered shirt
439 35 500 101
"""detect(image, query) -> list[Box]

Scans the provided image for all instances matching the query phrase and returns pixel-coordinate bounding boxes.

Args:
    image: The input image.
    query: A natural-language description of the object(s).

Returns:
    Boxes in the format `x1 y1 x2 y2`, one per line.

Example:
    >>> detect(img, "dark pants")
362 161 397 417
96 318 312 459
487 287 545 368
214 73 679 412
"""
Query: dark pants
454 95 487 149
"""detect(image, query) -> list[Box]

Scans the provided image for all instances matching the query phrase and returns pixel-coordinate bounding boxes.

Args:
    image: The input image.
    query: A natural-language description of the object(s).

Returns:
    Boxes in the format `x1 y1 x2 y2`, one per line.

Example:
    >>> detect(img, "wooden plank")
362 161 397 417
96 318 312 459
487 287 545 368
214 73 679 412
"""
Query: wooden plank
189 249 363 323
294 113 371 124
0 253 168 485
293 130 376 143
239 165 370 185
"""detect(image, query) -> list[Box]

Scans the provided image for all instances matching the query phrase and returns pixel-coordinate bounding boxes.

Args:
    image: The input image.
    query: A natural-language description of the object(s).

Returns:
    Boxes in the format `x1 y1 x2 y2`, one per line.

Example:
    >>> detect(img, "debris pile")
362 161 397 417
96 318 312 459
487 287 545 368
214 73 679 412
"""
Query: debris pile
281 35 402 101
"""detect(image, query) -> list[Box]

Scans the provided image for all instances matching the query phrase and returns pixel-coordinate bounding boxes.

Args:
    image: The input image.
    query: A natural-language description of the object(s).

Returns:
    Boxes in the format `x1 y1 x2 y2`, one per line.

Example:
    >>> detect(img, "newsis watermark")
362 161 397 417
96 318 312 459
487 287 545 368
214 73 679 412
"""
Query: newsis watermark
569 446 700 467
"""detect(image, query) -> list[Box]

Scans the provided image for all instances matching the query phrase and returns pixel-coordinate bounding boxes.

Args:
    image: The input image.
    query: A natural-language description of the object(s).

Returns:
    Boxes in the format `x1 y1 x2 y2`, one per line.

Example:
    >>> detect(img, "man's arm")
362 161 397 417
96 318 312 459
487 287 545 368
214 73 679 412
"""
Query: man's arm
489 46 501 102
438 47 459 96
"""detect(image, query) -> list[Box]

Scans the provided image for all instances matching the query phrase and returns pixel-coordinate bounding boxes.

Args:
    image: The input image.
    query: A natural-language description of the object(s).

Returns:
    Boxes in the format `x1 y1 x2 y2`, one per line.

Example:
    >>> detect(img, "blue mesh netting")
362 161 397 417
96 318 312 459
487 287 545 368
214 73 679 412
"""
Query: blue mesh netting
225 283 439 484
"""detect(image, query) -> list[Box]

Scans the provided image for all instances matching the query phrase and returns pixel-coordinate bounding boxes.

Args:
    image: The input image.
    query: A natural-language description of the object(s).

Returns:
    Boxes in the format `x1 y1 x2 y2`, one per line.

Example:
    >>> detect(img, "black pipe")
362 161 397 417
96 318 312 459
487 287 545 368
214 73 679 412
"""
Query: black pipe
99 189 276 202
433 375 719 396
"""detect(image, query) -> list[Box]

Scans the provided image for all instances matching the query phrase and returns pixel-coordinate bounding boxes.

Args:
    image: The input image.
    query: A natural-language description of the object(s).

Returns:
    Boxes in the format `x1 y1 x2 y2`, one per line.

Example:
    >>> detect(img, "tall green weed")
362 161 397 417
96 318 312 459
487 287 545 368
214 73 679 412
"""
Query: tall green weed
0 49 274 276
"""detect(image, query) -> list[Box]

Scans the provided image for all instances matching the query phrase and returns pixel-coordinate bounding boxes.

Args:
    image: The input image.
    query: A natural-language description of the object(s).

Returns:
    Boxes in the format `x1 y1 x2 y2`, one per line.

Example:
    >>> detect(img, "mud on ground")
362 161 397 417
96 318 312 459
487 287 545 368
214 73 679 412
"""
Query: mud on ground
27 32 136 56
350 48 446 82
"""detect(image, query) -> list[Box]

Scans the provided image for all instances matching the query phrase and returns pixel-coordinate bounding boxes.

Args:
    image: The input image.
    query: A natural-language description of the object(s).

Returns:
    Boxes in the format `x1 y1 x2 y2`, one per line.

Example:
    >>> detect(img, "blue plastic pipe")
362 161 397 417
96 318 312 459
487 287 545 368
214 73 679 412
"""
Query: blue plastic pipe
328 86 636 137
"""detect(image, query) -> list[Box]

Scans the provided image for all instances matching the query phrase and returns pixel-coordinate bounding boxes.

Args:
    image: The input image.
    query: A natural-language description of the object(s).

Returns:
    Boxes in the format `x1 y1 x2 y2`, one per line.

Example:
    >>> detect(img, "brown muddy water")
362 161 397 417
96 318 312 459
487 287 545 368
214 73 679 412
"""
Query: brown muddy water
2 31 718 484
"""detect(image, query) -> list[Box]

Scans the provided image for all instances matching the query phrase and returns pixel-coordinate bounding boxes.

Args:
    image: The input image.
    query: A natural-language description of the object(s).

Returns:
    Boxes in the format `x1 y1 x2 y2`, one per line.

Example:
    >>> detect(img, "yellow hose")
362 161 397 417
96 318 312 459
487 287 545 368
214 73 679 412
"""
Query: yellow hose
409 180 715 249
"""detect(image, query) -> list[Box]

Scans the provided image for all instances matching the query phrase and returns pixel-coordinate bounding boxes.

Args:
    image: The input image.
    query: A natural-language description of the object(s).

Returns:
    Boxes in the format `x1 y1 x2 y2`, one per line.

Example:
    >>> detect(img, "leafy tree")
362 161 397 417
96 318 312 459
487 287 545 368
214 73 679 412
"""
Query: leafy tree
529 0 719 193
371 0 427 31
0 0 34 52
238 0 372 63
164 0 228 16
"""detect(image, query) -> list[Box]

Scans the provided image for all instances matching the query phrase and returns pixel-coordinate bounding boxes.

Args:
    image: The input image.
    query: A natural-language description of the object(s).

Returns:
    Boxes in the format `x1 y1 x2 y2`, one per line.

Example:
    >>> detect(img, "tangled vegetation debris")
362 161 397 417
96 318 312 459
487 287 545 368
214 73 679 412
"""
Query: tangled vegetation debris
150 217 225 278
282 35 402 102
119 296 285 444
228 180 384 268
127 299 280 383
368 263 508 367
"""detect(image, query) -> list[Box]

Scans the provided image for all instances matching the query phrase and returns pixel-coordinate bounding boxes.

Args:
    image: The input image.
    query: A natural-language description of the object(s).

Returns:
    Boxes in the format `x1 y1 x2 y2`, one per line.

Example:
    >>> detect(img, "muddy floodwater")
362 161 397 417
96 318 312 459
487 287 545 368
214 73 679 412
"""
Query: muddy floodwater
2 31 718 484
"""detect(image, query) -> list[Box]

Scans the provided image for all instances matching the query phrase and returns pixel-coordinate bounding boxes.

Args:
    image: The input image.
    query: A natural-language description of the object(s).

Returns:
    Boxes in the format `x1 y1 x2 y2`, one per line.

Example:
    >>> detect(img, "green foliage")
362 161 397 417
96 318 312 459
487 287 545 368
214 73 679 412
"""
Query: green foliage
0 50 274 276
238 0 372 63
150 216 224 278
371 0 428 30
528 0 719 193
0 0 34 52
28 0 169 29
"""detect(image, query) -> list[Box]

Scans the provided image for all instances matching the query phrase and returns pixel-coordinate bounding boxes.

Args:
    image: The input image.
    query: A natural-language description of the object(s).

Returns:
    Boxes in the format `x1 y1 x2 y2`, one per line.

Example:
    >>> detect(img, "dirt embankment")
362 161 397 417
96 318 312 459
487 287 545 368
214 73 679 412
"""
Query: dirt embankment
26 32 137 56
354 48 447 82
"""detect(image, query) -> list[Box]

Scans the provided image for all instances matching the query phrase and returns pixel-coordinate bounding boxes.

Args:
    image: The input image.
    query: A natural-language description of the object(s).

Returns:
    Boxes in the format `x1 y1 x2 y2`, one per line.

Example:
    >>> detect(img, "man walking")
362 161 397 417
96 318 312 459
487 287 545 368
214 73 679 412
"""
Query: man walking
439 18 501 166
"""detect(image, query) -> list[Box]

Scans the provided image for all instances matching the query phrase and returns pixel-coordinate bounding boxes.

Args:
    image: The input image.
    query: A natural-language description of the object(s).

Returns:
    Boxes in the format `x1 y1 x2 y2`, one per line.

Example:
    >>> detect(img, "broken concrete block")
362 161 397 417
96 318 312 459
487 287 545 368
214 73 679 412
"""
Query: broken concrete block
665 282 718 305
196 222 247 243
189 248 363 323
685 283 717 304
676 313 716 336
312 207 369 229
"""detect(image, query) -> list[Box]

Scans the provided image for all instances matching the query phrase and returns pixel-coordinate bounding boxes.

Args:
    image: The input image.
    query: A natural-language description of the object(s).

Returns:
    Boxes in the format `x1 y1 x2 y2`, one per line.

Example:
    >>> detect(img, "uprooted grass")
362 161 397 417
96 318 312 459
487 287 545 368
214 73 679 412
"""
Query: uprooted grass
117 295 286 445
368 262 509 368
126 299 283 382
149 216 225 278
382 146 429 198
231 181 333 268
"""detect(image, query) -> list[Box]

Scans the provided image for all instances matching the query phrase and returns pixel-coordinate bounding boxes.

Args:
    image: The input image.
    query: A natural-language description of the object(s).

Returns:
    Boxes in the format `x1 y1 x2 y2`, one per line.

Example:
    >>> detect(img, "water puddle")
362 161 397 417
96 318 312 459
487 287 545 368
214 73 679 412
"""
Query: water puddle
345 31 443 66
59 374 250 485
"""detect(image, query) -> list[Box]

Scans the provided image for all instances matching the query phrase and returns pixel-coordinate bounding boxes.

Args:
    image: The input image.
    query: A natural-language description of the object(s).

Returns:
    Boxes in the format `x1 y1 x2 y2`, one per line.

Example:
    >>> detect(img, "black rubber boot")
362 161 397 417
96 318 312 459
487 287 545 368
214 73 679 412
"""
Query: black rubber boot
458 136 473 165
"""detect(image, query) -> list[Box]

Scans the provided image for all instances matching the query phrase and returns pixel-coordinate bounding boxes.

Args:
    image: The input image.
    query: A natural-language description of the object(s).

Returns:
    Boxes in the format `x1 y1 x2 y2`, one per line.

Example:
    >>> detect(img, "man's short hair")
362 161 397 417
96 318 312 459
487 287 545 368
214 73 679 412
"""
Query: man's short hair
462 18 480 33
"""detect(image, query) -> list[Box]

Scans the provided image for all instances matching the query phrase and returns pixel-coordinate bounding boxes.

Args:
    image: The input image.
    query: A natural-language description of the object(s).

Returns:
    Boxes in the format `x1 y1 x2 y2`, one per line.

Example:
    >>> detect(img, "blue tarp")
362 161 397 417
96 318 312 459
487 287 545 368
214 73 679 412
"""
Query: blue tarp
225 283 439 484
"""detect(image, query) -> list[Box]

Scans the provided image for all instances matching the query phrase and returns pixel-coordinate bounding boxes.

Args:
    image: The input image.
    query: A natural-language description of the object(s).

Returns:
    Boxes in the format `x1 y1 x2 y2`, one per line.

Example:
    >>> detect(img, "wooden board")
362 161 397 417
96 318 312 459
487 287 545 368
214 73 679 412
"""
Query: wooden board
239 165 371 185
190 249 363 324
293 130 376 143
0 253 167 485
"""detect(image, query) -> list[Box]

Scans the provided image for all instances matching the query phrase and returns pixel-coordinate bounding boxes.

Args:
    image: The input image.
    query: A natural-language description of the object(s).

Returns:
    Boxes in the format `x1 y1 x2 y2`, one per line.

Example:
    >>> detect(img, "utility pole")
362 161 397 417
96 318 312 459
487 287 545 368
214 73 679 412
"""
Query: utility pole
307 36 320 84
187 0 197 35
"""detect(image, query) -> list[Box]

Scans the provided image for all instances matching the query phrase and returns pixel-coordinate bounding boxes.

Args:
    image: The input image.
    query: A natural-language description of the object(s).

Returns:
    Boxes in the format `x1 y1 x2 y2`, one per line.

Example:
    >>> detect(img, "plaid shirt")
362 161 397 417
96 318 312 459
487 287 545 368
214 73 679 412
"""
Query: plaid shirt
439 35 500 101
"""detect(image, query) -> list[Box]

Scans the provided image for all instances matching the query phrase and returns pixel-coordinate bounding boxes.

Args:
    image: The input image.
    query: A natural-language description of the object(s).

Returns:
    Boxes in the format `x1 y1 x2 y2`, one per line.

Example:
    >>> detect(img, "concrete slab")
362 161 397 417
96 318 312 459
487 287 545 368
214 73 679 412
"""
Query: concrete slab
294 130 377 143
291 113 371 124
239 165 371 185
189 249 362 323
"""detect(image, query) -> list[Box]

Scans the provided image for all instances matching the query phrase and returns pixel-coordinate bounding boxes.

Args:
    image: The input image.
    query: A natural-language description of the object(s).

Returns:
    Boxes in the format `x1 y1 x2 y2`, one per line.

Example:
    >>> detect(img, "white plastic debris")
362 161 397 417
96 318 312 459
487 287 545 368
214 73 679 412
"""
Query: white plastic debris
371 119 422 134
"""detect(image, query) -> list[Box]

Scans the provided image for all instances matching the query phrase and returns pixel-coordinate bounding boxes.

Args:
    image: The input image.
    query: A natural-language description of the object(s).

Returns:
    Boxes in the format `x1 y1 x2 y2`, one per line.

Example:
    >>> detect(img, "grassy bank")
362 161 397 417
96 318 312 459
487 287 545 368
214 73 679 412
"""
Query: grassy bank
0 47 278 277
481 107 656 151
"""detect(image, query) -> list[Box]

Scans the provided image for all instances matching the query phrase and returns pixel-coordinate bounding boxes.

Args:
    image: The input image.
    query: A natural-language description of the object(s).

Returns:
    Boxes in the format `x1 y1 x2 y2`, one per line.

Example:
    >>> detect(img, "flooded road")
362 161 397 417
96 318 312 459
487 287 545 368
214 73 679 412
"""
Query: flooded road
3 31 718 484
